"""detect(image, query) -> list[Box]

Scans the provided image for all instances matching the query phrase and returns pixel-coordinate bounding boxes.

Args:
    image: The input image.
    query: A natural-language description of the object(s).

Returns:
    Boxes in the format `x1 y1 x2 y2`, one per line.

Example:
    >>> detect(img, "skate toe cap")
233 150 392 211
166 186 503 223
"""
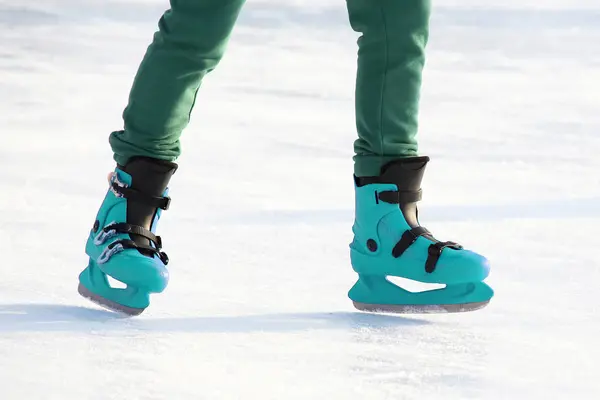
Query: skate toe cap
437 248 490 283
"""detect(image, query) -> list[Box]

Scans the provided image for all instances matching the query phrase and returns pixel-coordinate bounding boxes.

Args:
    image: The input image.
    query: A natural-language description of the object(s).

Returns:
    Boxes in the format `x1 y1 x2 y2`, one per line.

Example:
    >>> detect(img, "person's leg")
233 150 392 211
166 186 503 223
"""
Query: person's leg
110 0 247 165
348 0 428 177
346 0 494 313
79 0 246 315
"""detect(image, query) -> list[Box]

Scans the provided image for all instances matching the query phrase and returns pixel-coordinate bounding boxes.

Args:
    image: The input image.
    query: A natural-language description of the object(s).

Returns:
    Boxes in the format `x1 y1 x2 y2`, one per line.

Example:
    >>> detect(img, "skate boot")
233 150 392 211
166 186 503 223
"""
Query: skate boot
349 156 494 313
78 157 177 316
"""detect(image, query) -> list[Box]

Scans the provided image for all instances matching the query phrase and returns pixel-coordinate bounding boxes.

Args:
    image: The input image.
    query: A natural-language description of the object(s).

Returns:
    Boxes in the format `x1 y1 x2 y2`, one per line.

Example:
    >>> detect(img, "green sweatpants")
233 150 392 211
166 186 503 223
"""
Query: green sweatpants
109 0 431 177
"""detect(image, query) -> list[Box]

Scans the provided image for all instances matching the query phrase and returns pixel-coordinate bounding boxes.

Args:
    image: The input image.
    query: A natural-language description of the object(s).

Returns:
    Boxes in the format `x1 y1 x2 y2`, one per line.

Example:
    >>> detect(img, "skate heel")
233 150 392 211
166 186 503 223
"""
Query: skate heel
78 259 150 316
349 273 493 313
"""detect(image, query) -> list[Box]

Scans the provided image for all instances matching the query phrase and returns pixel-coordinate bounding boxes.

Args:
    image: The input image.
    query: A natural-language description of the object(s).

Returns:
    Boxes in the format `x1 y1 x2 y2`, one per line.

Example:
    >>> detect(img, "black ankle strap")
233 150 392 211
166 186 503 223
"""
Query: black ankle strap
107 239 169 265
425 242 463 273
102 222 163 249
377 189 422 204
392 227 464 273
392 227 431 258
111 182 171 210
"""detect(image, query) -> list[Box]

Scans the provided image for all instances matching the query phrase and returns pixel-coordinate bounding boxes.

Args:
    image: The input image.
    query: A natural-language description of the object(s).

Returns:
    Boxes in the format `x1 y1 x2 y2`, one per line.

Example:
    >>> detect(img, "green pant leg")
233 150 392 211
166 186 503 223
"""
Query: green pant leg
347 0 431 177
109 0 246 165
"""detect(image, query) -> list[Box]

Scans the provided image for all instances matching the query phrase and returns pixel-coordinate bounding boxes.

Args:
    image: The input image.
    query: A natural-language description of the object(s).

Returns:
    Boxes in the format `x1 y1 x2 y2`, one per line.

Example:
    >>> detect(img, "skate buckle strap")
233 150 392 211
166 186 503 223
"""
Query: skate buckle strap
375 189 463 274
93 220 120 245
97 241 125 264
425 242 463 273
97 238 169 265
393 231 463 273
94 222 162 249
111 181 171 210
377 189 422 204
377 187 464 273
392 226 431 258
95 222 168 265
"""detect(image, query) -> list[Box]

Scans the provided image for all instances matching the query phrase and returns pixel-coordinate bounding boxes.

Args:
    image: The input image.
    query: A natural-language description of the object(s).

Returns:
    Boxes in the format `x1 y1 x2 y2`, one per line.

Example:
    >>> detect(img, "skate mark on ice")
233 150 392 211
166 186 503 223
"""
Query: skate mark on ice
0 305 430 333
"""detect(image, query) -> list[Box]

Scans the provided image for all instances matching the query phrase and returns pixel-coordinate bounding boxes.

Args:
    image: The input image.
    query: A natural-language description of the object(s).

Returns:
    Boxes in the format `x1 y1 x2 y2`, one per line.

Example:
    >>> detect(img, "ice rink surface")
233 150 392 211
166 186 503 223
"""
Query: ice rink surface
0 1 599 399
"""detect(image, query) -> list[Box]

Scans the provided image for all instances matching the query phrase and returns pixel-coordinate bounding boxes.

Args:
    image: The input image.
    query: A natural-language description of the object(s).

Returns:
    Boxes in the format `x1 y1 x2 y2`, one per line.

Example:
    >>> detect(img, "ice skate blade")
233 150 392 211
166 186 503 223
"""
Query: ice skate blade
78 283 146 316
352 300 490 314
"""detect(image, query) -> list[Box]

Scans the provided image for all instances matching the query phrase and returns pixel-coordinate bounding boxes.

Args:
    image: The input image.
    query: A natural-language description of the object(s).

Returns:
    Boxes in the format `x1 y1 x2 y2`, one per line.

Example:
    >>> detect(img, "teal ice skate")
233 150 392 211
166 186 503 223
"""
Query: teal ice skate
349 157 494 313
78 157 177 316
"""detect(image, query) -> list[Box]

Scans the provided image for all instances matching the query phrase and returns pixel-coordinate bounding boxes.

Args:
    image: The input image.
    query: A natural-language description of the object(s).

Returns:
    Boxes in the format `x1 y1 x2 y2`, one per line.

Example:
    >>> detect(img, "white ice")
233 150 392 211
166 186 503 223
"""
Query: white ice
0 0 599 399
